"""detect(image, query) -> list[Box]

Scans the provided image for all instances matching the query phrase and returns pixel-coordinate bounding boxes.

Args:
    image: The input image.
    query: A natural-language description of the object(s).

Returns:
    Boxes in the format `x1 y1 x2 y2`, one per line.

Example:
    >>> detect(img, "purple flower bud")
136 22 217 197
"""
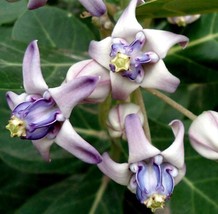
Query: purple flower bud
79 0 107 17
27 0 48 10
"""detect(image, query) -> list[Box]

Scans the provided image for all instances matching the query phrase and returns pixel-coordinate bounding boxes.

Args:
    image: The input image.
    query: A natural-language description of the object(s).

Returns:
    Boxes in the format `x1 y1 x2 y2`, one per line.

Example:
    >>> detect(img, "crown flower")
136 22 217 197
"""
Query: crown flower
98 114 186 211
6 40 102 164
88 0 189 100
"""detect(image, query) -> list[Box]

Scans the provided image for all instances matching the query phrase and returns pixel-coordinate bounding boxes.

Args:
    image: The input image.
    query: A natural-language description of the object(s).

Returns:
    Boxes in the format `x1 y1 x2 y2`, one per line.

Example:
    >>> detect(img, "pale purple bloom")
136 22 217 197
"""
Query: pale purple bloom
6 40 102 164
27 0 47 10
189 111 218 160
88 0 189 100
66 59 110 103
79 0 106 17
98 114 185 211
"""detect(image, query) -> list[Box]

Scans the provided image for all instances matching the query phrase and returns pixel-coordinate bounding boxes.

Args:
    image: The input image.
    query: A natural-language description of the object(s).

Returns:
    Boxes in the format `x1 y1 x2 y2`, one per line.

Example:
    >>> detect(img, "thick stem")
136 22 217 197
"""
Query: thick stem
132 88 151 142
145 88 197 121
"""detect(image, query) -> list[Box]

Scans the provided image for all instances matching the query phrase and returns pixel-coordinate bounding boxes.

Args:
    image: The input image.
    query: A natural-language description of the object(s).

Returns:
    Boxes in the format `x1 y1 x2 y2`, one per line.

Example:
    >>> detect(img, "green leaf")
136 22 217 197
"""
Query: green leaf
16 168 125 214
0 0 26 25
137 0 218 18
12 7 95 51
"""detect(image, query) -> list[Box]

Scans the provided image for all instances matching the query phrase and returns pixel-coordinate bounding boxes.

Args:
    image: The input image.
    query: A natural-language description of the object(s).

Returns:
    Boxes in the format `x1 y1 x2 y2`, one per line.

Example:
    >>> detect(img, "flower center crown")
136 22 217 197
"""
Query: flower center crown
110 52 130 72
6 115 26 138
109 31 159 83
144 193 166 212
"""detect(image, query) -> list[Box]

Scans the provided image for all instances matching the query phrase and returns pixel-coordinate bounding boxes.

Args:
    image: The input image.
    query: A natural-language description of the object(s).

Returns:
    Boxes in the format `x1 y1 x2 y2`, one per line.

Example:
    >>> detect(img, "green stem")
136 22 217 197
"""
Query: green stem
145 88 197 121
89 176 110 214
132 88 151 142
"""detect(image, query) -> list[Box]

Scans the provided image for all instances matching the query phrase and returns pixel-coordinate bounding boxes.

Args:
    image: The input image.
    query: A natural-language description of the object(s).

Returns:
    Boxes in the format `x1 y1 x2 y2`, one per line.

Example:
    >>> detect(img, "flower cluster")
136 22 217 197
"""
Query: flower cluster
6 0 216 212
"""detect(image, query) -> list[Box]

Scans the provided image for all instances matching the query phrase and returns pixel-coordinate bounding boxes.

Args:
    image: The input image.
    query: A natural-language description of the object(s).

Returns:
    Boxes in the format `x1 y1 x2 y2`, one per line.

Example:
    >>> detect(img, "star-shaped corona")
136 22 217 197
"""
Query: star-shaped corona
110 52 130 73
6 116 26 138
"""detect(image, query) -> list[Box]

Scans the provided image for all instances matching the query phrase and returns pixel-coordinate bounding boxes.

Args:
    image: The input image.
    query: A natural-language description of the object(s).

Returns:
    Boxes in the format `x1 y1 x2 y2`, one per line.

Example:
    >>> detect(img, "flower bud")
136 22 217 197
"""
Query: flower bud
167 15 201 27
107 103 144 138
79 0 107 17
189 111 218 160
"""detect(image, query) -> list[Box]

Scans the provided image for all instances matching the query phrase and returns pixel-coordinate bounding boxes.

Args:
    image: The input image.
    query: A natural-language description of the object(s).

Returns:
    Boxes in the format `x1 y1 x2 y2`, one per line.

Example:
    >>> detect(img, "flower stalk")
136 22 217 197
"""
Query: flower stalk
145 88 197 120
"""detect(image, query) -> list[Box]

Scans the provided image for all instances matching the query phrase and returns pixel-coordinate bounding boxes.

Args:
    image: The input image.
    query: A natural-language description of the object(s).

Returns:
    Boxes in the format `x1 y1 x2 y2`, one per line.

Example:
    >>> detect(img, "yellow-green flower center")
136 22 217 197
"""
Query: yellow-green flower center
6 115 26 138
144 194 166 212
110 52 130 72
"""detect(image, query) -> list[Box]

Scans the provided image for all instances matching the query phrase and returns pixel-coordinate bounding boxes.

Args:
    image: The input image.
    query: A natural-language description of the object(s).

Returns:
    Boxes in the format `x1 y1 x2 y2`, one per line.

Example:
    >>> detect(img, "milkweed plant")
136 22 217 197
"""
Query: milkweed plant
1 0 218 213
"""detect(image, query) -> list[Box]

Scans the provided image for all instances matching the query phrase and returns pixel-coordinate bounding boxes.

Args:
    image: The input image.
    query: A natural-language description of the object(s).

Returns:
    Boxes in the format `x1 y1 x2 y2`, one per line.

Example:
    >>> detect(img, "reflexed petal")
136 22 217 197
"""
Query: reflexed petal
125 114 160 163
32 138 54 162
98 152 130 185
66 59 110 103
49 76 99 118
27 0 48 10
79 0 106 17
110 71 139 100
142 29 189 59
88 37 112 69
141 60 180 93
6 91 27 110
112 0 143 40
161 120 185 169
23 40 48 94
55 120 102 164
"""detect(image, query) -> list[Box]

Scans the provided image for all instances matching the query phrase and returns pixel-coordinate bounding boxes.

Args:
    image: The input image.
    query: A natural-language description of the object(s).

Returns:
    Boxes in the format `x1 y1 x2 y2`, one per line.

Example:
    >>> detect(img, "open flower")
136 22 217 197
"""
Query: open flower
98 114 185 211
79 0 107 17
189 111 218 160
88 0 189 100
6 40 102 164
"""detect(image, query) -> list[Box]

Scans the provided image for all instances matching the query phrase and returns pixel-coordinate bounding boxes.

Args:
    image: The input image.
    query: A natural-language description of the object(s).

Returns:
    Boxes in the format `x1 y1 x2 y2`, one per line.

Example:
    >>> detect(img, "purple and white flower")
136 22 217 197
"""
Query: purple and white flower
79 0 107 17
6 40 102 164
88 0 189 100
98 114 185 211
189 111 218 160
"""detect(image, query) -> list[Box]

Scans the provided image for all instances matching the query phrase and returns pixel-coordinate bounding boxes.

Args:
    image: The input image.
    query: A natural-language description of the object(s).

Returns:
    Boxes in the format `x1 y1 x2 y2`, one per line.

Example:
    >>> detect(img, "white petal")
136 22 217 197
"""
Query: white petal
142 29 189 58
174 164 186 185
110 71 139 100
66 59 110 103
161 120 185 169
55 120 102 164
32 138 54 162
98 152 130 185
125 114 160 163
112 0 142 40
23 40 48 94
141 60 180 93
189 111 218 160
88 37 112 69
6 92 27 110
49 76 99 118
